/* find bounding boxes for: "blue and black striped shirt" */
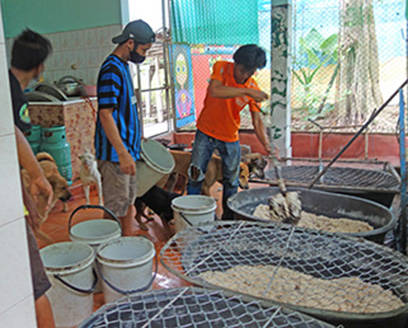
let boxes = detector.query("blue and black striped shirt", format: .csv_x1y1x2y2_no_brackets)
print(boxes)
95,55,141,162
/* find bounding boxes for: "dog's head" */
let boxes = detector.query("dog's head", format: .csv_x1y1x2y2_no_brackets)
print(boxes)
239,162,250,190
79,150,96,171
35,152,72,213
243,153,267,179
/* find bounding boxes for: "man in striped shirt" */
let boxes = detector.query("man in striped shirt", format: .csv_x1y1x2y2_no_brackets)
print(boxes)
95,20,155,234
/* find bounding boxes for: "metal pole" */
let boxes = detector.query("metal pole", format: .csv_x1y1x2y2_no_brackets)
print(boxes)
162,0,172,134
308,79,408,189
136,65,144,138
399,89,407,254
166,0,177,132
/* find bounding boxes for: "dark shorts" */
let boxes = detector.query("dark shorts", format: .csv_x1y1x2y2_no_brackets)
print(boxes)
26,223,51,300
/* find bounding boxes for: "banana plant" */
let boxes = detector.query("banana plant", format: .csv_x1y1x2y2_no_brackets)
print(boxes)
293,28,338,119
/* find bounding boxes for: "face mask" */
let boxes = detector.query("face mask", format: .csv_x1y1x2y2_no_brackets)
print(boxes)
129,44,146,64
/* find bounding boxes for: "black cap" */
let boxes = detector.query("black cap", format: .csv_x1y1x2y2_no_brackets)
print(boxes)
112,20,155,44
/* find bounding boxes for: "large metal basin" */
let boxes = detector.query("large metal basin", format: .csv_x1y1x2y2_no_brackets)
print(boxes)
227,187,396,243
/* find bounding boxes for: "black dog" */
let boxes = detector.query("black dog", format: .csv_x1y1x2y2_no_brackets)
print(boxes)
134,185,180,231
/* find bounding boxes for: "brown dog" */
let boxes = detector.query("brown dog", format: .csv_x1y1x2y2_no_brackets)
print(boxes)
21,152,72,227
158,150,250,196
242,152,267,179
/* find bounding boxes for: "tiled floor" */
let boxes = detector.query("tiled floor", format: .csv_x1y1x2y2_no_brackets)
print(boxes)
36,180,230,312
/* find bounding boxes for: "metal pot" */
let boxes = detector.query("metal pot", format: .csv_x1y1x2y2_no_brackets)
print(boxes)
227,187,396,244
56,75,85,97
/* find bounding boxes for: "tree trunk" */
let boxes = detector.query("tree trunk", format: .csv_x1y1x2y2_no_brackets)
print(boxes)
336,0,383,125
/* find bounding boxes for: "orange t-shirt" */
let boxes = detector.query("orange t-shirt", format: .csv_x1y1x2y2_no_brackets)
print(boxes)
196,61,261,142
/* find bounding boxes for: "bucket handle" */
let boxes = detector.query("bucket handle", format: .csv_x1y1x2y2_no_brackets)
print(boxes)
96,236,158,295
54,268,97,294
68,205,122,235
179,212,207,233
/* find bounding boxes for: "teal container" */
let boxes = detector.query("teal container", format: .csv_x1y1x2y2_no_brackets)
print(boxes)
25,125,42,154
40,126,73,185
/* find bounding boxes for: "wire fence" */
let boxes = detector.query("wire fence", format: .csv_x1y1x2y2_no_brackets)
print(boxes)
168,0,407,134
291,0,406,133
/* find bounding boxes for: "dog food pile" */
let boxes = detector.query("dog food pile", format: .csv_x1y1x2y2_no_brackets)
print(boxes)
268,191,302,224
253,204,373,233
199,264,404,313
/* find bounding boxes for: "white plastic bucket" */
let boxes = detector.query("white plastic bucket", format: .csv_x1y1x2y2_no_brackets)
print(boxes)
171,195,217,232
68,205,122,293
40,242,96,328
135,139,175,197
96,236,156,303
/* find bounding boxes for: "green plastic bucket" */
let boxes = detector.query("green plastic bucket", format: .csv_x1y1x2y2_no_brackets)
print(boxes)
135,139,175,197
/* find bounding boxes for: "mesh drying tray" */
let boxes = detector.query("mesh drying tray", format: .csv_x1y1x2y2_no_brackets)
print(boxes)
79,287,336,328
160,221,408,326
263,165,399,193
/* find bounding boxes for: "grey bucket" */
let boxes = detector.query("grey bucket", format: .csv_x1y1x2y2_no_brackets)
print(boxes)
135,139,175,197
40,241,96,328
171,195,217,232
68,205,122,292
96,236,157,303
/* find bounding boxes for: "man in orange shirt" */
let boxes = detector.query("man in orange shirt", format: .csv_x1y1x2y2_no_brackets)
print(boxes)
187,44,271,219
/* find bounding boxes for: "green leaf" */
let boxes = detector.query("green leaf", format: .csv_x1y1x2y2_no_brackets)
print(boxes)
300,69,310,83
304,28,324,51
306,48,321,66
308,65,322,81
292,70,305,85
320,34,338,55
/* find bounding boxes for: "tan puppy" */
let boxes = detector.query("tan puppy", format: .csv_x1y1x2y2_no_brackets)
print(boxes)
21,152,72,225
159,150,250,196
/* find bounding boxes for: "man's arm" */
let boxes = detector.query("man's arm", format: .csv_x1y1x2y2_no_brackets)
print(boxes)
209,79,268,102
99,108,136,175
15,126,53,210
250,111,272,154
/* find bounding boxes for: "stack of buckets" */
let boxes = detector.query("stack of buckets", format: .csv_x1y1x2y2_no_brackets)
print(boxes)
40,205,156,328
39,139,176,328
26,125,73,185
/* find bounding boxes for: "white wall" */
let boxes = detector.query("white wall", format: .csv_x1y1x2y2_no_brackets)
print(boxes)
128,0,163,31
4,24,122,86
0,7,37,328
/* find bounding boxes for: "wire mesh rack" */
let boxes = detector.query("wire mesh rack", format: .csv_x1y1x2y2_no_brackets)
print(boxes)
160,221,408,326
263,165,400,192
79,287,337,328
